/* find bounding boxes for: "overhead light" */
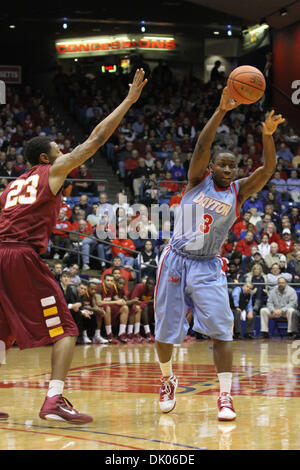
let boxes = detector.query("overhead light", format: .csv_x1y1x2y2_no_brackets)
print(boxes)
227,30,232,36
62,22,68,29
213,31,220,35
280,8,288,16
141,26,146,32
9,24,16,29
74,59,78,62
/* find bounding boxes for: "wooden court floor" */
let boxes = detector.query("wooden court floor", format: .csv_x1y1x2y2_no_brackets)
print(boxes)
1,339,300,450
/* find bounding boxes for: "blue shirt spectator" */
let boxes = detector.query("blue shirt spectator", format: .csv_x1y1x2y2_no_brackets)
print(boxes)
242,193,264,214
276,143,294,164
287,170,300,192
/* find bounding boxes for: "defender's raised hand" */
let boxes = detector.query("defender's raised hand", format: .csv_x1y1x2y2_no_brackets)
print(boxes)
219,86,239,112
262,110,285,135
127,69,148,103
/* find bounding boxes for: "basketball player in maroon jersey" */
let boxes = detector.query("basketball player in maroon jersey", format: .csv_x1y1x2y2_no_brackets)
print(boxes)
0,69,147,423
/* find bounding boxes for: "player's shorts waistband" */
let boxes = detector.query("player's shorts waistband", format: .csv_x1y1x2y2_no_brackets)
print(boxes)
170,246,215,261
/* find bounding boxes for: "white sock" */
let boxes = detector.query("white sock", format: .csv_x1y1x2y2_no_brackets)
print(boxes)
159,359,173,378
218,372,232,395
144,324,150,334
127,324,134,335
94,329,100,338
105,325,112,336
83,330,88,337
118,324,126,336
47,379,64,398
134,322,140,334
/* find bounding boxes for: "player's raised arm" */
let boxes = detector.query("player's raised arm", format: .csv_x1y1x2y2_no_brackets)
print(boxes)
187,87,238,189
49,69,147,194
237,110,285,209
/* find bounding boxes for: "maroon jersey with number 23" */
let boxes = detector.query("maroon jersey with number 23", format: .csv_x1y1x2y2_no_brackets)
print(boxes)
0,164,62,254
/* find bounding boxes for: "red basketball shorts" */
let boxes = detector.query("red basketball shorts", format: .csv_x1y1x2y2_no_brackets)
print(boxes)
0,242,78,350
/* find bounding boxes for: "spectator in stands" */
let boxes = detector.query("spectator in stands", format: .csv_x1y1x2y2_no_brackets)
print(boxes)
177,117,196,139
62,279,91,345
58,269,72,297
137,240,158,279
69,263,81,285
276,142,294,164
248,207,263,229
287,241,300,263
113,191,134,218
101,255,136,290
160,170,179,195
278,228,294,255
210,60,222,82
242,193,264,215
132,157,149,199
267,262,292,290
287,250,300,281
263,204,281,232
86,203,101,228
270,170,290,201
116,141,134,180
132,115,145,137
258,233,271,258
290,206,300,229
97,192,114,223
236,231,258,257
124,149,139,187
263,222,281,245
70,163,95,195
287,170,300,202
264,242,282,270
52,262,63,282
71,212,93,232
111,227,136,267
264,183,282,210
78,194,92,217
13,154,26,175
245,264,268,316
259,277,299,339
171,158,187,182
233,211,252,238
2,160,19,178
242,246,267,274
52,208,73,261
231,282,255,339
0,152,7,174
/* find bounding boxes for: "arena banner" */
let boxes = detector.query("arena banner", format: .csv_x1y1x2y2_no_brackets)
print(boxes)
0,65,22,84
55,35,177,58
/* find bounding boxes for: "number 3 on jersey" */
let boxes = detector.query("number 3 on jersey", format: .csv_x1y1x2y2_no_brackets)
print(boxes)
4,175,40,209
199,213,213,234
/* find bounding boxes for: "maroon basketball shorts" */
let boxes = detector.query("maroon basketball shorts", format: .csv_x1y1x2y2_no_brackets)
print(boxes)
0,242,78,350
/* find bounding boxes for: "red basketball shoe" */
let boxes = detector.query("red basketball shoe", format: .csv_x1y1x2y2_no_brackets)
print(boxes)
217,393,236,421
117,333,129,343
107,333,121,344
159,375,178,413
145,332,155,343
0,411,8,419
39,395,93,424
133,333,146,343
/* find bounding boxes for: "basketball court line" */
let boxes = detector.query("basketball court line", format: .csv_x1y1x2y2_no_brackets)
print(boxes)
2,421,207,450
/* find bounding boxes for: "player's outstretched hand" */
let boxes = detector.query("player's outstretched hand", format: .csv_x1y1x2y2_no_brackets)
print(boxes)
219,86,239,112
262,110,285,135
126,69,148,104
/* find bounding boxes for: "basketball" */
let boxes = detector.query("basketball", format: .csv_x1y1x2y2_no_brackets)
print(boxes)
227,65,266,104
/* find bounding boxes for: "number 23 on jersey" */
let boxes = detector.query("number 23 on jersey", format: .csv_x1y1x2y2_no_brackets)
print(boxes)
4,174,40,209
